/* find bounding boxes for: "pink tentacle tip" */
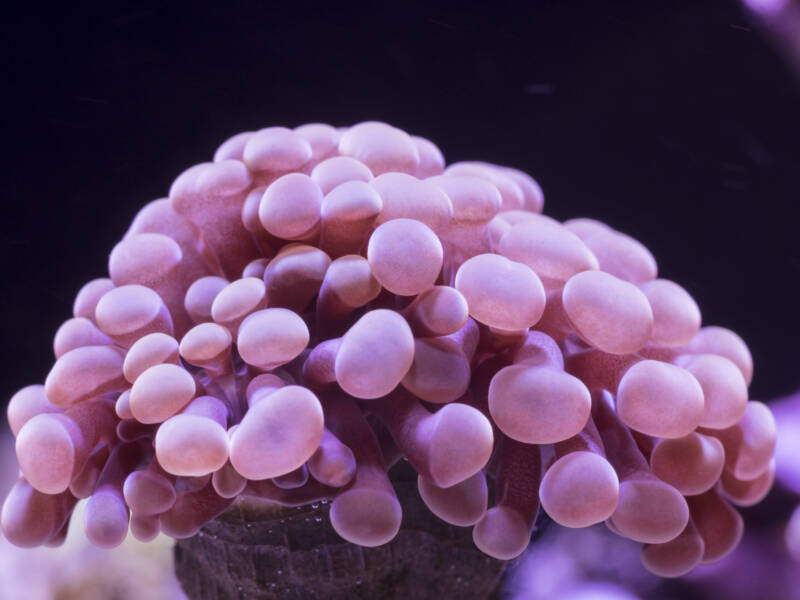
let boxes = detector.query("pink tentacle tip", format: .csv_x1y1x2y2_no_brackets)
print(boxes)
3,119,769,578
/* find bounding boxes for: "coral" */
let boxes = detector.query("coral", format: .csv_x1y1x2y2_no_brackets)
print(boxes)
2,121,775,581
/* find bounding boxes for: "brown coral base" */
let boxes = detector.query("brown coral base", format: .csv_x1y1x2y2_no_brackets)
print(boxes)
174,463,508,600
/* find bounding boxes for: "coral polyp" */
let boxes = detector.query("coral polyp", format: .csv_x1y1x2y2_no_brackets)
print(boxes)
2,121,775,582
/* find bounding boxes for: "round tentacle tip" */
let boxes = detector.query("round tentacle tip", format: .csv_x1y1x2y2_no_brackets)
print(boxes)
472,505,531,560
428,403,494,488
84,491,130,549
330,488,402,547
15,414,77,495
610,478,690,544
540,451,619,528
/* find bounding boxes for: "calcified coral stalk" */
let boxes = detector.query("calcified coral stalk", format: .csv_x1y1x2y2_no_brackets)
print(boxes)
3,121,776,596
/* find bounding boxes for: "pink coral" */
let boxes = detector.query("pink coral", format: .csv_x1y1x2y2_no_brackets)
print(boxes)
2,121,775,576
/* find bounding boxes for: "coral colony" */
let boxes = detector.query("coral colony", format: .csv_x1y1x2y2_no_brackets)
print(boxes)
1,122,776,578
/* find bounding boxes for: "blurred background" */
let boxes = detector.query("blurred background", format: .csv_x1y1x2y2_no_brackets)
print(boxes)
1,1,799,598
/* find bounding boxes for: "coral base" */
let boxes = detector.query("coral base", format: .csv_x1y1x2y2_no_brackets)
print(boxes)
174,463,508,599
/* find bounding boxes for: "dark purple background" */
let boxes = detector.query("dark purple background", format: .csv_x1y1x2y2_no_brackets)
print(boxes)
2,1,799,411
